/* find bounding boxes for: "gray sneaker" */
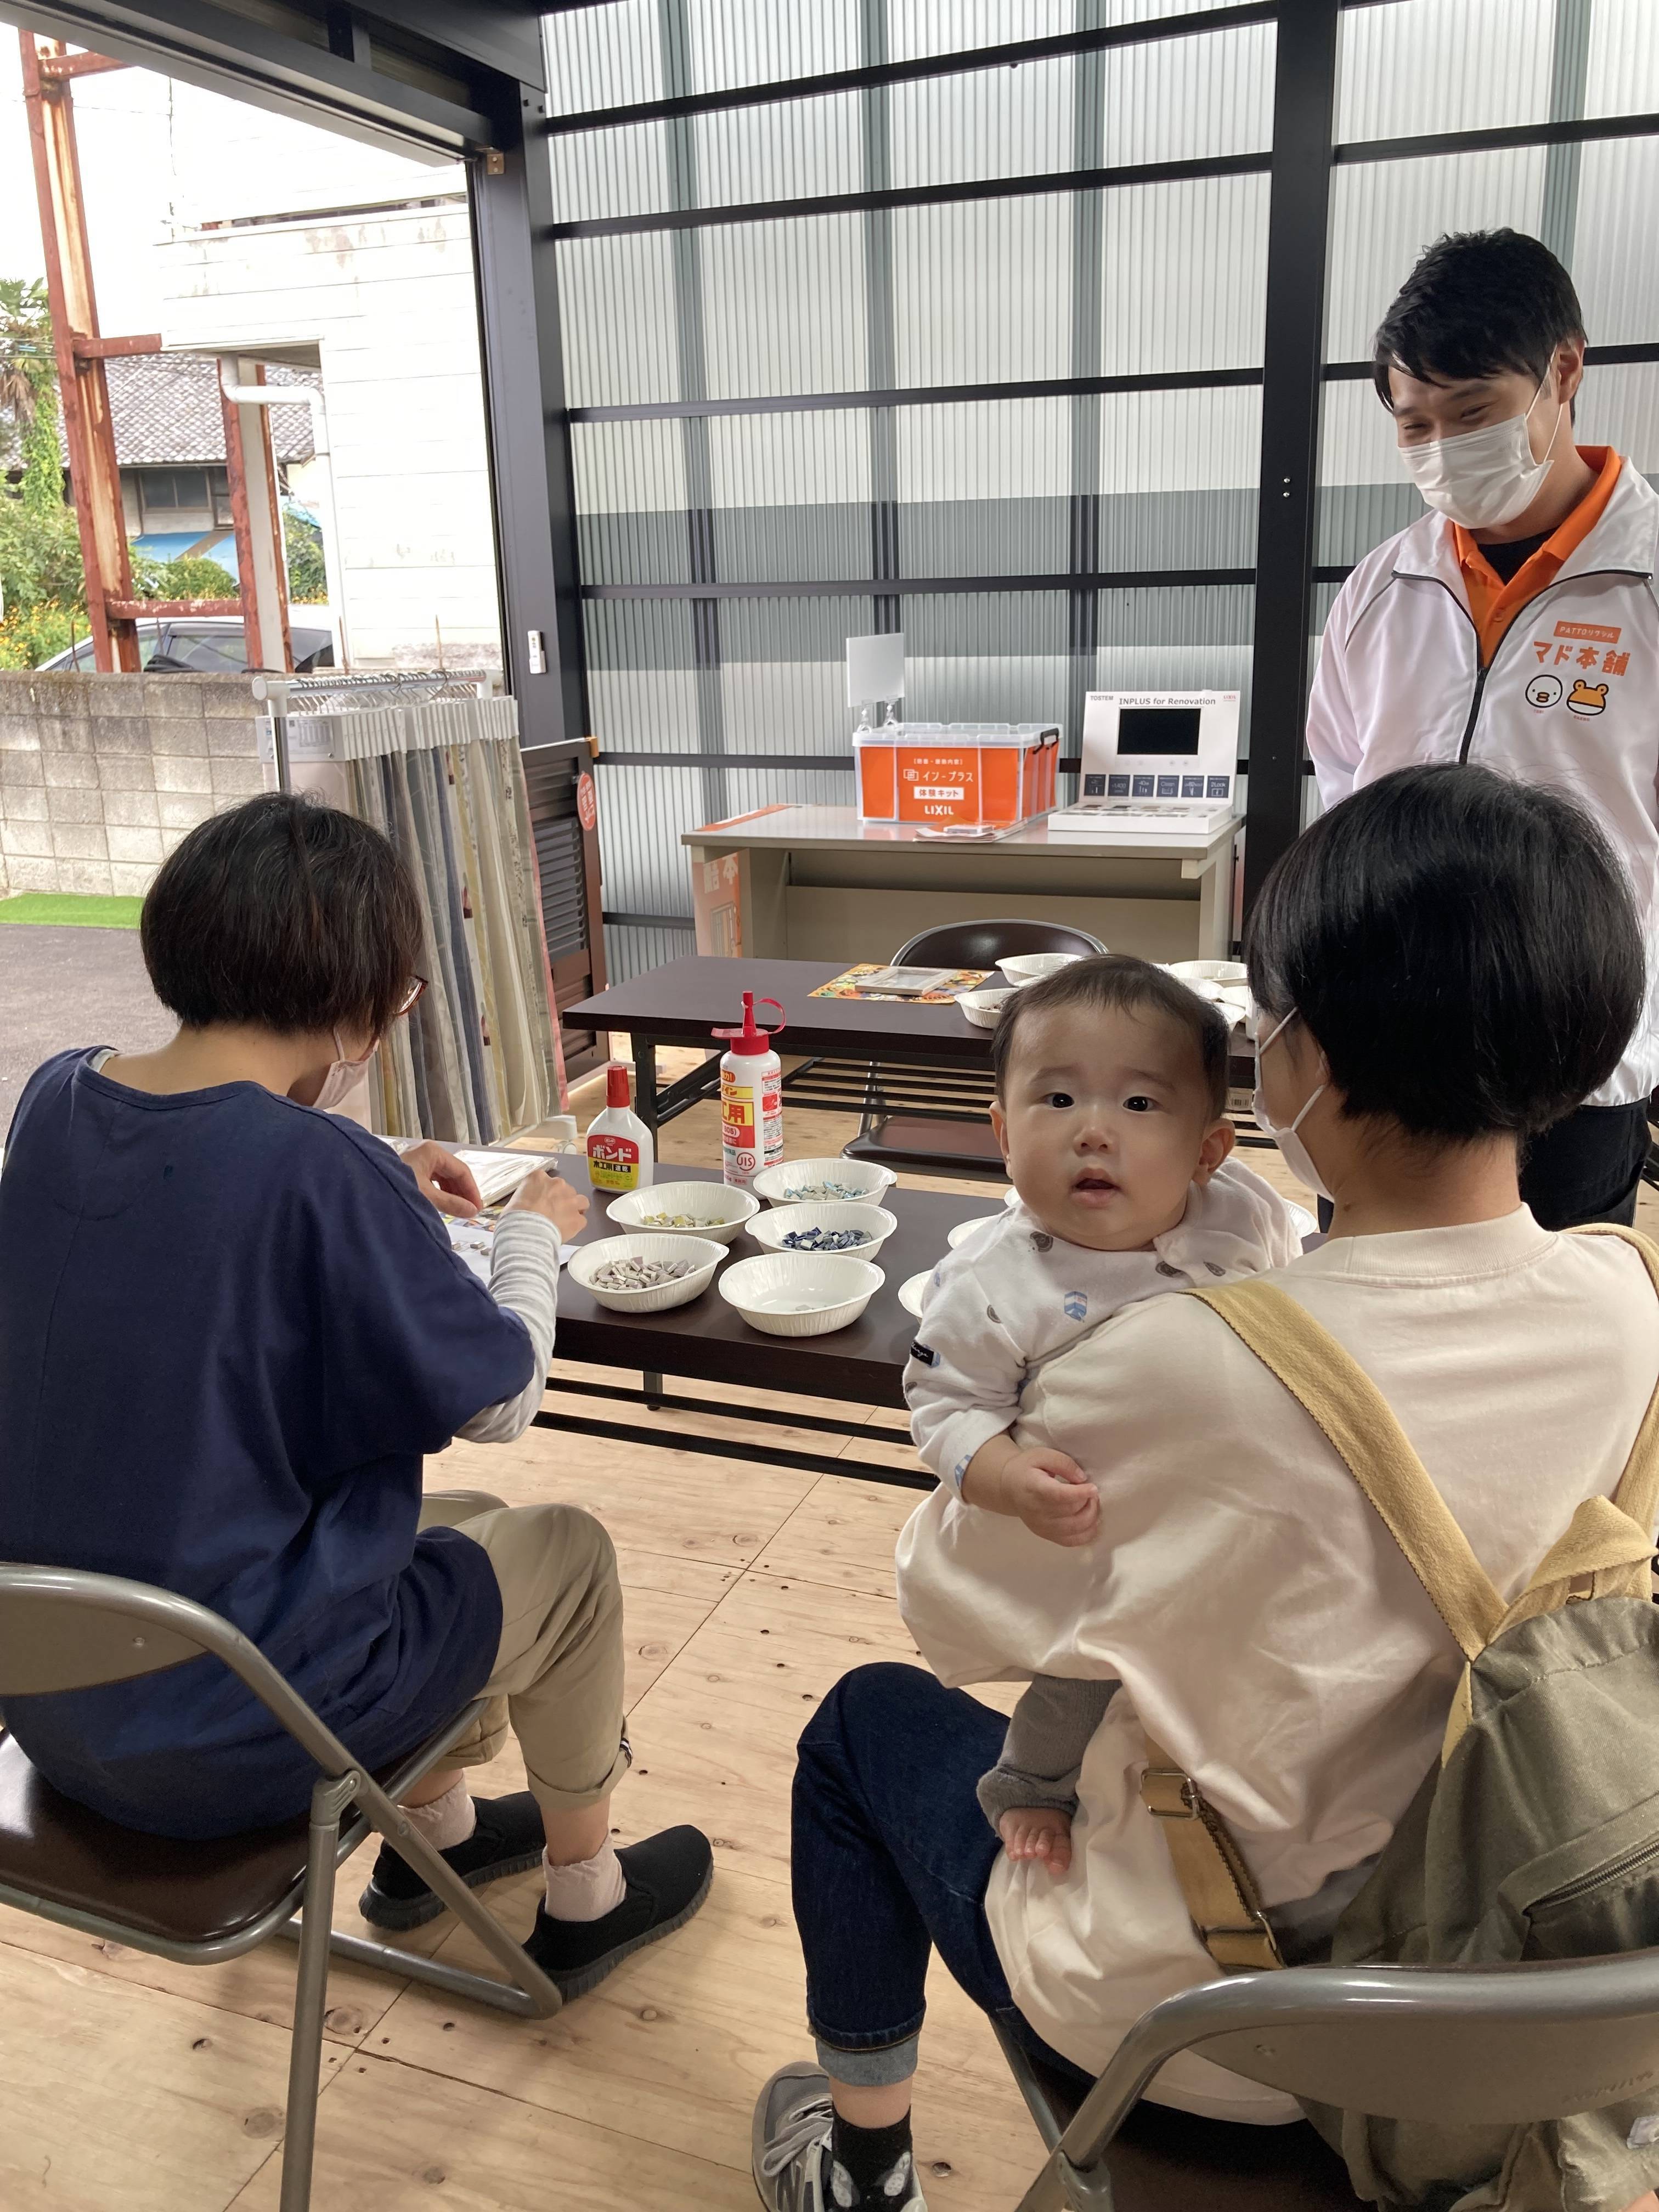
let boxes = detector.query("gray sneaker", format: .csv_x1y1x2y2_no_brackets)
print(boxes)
752,2063,927,2212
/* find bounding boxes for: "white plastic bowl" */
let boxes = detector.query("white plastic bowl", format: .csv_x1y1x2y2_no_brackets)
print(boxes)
748,1201,898,1261
957,985,1014,1030
567,1233,725,1313
719,1252,884,1336
898,1270,934,1319
606,1180,759,1245
1166,958,1248,985
750,1155,896,1206
947,1212,1004,1251
998,951,1085,986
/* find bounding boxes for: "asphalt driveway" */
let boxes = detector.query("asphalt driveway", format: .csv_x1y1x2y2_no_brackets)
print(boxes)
0,924,174,1135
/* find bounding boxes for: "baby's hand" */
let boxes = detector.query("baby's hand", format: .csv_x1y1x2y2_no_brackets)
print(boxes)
998,1805,1074,1875
1004,1447,1099,1548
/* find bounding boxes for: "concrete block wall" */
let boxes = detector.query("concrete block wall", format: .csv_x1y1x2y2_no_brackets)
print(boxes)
0,672,269,898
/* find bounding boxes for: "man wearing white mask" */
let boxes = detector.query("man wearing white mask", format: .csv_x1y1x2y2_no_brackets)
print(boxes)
1307,227,1659,1228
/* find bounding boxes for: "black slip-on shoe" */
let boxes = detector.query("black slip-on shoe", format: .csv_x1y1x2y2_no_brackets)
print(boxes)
358,1790,546,1931
523,1824,713,1999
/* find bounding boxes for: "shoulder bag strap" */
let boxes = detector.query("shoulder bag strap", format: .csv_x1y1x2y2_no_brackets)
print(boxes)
1138,1276,1504,1976
1139,1733,1286,1973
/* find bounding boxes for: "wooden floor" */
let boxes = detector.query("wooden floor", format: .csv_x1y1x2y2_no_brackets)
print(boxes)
4,1047,1654,2210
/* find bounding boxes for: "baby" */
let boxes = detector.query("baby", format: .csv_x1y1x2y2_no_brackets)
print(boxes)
904,953,1304,1874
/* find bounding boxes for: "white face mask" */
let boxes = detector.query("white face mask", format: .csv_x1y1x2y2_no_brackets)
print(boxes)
1397,374,1564,531
1252,1010,1331,1203
311,1028,378,1113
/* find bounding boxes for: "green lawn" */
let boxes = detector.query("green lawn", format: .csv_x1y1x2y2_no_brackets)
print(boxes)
0,892,144,929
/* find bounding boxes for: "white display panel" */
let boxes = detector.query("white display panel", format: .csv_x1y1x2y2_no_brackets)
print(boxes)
1078,689,1240,805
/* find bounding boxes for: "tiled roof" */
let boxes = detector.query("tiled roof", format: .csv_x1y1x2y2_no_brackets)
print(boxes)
1,352,318,471
106,353,318,466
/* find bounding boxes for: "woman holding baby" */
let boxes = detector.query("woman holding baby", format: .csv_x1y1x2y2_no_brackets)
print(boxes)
752,763,1659,2212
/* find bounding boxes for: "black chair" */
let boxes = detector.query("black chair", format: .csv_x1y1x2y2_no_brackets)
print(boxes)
891,921,1108,975
839,920,1105,1179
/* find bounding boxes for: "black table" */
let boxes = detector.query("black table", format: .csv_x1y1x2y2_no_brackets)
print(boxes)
562,955,1263,1168
534,1153,1006,1489
561,954,1003,1141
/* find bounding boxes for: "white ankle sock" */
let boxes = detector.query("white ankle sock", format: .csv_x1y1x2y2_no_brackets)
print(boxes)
543,1841,626,1922
401,1778,477,1852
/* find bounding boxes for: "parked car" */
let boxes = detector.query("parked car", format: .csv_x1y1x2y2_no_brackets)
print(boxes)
38,612,338,675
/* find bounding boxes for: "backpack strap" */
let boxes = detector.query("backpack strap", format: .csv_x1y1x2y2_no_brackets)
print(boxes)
1468,1226,1659,1655
1137,1275,1502,1978
1570,1226,1659,1538
1189,1278,1505,1660
1141,1243,1659,1968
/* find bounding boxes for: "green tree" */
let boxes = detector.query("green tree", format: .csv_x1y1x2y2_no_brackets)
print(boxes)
284,507,328,602
0,278,65,514
128,549,236,602
0,487,83,617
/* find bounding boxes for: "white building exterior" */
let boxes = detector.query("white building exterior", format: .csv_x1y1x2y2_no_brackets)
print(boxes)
159,194,502,672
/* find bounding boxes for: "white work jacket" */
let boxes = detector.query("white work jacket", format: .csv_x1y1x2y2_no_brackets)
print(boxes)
1307,460,1659,1104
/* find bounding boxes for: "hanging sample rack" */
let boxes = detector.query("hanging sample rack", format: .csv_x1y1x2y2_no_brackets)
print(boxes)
253,670,568,1144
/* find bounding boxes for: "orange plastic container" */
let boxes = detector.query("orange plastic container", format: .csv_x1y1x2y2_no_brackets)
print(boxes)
855,724,1057,826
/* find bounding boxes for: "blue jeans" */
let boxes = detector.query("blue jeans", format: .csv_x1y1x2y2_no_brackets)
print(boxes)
792,1660,1095,2094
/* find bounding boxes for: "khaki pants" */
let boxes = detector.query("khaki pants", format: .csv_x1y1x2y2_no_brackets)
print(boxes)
417,1491,629,1813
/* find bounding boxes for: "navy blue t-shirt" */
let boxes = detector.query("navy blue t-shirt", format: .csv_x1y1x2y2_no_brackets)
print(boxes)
0,1050,533,1838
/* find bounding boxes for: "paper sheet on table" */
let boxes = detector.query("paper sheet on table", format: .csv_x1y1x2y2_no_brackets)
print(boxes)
448,1204,573,1285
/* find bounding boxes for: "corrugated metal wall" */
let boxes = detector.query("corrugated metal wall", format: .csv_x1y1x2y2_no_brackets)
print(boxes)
542,0,1659,979
1317,0,1659,673
542,0,1273,981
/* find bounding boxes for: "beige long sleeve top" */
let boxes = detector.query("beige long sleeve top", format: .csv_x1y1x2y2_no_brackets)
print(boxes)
895,1209,1659,2121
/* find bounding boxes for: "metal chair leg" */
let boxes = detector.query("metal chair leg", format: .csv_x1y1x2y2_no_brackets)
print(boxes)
279,1772,356,2212
275,1760,565,2019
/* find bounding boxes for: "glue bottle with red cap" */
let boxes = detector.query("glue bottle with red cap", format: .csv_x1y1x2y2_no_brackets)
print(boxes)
713,992,785,1188
585,1061,653,1194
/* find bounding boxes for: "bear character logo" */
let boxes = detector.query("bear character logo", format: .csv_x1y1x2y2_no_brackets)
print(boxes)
1567,680,1609,716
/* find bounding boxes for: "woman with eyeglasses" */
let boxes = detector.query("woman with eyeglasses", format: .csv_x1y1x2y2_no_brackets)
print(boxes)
0,792,712,1994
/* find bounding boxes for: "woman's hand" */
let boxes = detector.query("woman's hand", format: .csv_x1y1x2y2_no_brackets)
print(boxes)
402,1141,483,1221
961,1436,1099,1547
506,1167,590,1245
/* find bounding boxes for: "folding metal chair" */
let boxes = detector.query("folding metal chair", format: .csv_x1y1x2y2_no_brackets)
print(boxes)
998,1950,1659,2210
837,919,1107,1180
0,1560,563,2212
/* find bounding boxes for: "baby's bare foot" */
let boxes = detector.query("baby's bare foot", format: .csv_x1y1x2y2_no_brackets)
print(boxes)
997,1806,1074,1875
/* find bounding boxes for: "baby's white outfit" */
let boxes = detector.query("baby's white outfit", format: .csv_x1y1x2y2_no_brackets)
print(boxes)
905,1154,1305,1496
904,1155,1307,1838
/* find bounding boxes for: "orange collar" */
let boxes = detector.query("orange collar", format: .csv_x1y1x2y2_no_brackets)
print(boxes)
1455,448,1623,664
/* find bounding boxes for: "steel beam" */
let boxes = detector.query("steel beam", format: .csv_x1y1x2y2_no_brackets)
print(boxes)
468,87,588,754
218,357,293,674
38,48,128,77
19,29,139,671
1240,0,1341,921
70,330,163,357
106,596,240,618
